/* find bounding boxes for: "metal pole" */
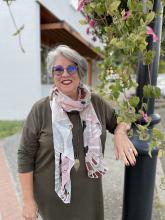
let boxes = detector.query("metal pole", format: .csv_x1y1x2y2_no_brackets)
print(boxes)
122,1,164,220
147,0,164,115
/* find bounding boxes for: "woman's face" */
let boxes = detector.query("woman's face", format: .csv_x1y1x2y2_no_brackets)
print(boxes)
52,55,80,100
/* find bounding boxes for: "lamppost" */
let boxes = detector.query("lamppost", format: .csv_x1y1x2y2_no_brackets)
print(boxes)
122,1,164,220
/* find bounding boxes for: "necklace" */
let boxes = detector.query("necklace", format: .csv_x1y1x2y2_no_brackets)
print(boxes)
74,158,80,171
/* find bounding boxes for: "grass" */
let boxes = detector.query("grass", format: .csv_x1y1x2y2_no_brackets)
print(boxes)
0,121,24,139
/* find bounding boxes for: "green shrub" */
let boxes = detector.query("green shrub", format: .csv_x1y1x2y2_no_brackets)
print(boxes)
0,121,23,139
159,60,165,73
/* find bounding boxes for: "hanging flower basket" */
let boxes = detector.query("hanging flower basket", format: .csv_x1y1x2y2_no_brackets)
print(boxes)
78,0,165,156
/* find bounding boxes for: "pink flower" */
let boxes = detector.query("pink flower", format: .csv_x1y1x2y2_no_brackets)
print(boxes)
122,10,131,20
77,0,85,10
141,111,149,122
78,0,90,11
85,15,90,22
143,113,149,122
147,26,158,42
89,19,96,27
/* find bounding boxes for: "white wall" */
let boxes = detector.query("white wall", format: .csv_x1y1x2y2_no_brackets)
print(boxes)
0,0,41,120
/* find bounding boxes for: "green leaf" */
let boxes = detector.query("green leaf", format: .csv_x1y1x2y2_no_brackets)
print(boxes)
142,103,148,111
95,3,106,15
129,96,140,107
110,38,118,45
12,25,24,36
111,90,120,99
127,0,137,10
84,4,94,14
152,127,164,140
139,132,150,141
148,147,152,157
79,19,88,25
89,2,96,9
110,1,121,11
140,18,145,26
116,41,124,49
147,1,154,10
117,116,123,123
137,124,146,131
145,12,155,24
143,85,161,98
143,85,150,97
143,50,156,65
107,1,121,15
139,42,147,52
154,86,161,98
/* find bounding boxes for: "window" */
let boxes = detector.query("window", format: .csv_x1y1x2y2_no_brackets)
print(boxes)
41,45,53,84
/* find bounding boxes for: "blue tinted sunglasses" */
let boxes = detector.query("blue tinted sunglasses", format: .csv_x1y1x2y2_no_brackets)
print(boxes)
52,65,78,76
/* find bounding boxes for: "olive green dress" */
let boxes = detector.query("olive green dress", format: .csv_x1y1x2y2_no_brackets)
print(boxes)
18,93,117,220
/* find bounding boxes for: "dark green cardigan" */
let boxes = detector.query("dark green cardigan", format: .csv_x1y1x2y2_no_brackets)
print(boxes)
18,93,117,220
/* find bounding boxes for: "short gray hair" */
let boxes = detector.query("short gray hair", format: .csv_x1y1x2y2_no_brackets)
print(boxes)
47,45,87,79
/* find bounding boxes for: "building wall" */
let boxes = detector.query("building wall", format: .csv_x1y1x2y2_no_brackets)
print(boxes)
0,0,41,120
0,0,100,120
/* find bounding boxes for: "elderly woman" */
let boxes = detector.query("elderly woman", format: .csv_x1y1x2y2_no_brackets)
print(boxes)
18,45,137,220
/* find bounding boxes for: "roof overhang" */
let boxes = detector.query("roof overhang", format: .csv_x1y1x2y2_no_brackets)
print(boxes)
40,4,103,60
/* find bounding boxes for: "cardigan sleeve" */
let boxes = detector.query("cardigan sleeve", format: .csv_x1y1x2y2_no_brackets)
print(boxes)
91,93,118,133
103,98,117,134
17,103,41,173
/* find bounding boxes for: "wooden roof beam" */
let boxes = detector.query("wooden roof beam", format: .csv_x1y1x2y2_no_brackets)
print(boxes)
41,22,104,60
41,22,64,30
41,22,91,48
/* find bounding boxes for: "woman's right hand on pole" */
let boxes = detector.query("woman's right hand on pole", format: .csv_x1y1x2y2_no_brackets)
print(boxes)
22,198,38,220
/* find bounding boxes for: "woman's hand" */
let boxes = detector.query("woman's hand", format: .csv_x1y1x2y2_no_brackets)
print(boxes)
22,198,38,220
114,123,138,166
19,172,38,219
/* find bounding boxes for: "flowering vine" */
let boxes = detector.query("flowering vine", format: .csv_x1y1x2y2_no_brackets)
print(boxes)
2,0,25,53
78,0,165,156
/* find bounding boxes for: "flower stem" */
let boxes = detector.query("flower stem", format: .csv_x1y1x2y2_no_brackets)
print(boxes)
6,1,25,53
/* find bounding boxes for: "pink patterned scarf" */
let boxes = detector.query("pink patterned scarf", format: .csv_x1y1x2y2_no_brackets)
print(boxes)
50,84,108,203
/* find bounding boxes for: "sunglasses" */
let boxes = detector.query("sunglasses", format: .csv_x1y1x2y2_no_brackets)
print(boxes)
52,65,78,76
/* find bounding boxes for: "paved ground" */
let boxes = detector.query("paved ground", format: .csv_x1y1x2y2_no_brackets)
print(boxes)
0,103,165,220
155,107,165,174
0,142,22,220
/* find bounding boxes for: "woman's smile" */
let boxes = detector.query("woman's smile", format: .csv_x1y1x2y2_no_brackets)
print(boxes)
61,79,73,85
